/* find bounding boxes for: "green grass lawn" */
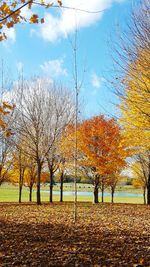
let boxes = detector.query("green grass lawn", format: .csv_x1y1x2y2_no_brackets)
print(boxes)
0,183,144,204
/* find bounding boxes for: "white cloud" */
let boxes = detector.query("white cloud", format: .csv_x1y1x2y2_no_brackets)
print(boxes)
91,72,101,88
40,58,67,77
39,0,125,42
91,72,106,95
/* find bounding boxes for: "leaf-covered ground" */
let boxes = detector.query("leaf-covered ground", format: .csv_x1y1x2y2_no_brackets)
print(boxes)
0,202,150,266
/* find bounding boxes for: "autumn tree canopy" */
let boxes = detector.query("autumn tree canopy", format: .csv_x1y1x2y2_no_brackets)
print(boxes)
64,116,129,203
120,48,150,152
110,0,150,152
78,116,128,176
110,0,150,153
58,116,130,203
114,0,150,203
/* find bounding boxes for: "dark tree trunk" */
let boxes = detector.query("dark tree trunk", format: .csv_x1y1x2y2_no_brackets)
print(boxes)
94,184,99,203
49,168,53,203
93,175,99,204
147,182,150,205
29,186,33,202
0,172,4,186
101,185,104,203
60,172,64,202
147,155,150,205
50,184,53,202
19,185,22,203
19,167,23,203
37,160,41,205
18,150,23,204
111,188,115,203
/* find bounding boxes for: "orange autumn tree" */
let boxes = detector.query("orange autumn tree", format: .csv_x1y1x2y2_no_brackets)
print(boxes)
78,116,129,203
0,0,62,41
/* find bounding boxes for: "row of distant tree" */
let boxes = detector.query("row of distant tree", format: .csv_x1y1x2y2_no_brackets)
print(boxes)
0,80,129,204
0,79,148,204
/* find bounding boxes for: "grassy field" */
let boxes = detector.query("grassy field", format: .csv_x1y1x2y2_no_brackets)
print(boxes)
0,202,150,266
0,183,144,204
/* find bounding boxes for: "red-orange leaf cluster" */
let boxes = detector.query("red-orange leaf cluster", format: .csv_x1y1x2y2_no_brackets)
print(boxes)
78,116,128,176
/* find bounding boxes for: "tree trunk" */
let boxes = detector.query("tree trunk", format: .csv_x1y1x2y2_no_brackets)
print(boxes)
143,187,146,205
49,168,53,203
19,167,23,203
93,175,99,204
60,172,64,202
29,186,33,202
93,185,99,203
37,160,41,205
50,184,53,202
101,185,104,203
19,185,22,203
147,155,150,205
0,171,3,186
111,188,114,203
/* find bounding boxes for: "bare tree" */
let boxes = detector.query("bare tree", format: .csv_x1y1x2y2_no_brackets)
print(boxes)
13,78,74,205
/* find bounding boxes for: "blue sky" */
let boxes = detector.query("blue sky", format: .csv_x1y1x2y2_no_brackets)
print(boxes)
0,0,133,118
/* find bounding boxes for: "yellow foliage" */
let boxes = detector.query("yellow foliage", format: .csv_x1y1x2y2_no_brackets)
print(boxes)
120,48,150,152
133,178,144,189
131,157,148,189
